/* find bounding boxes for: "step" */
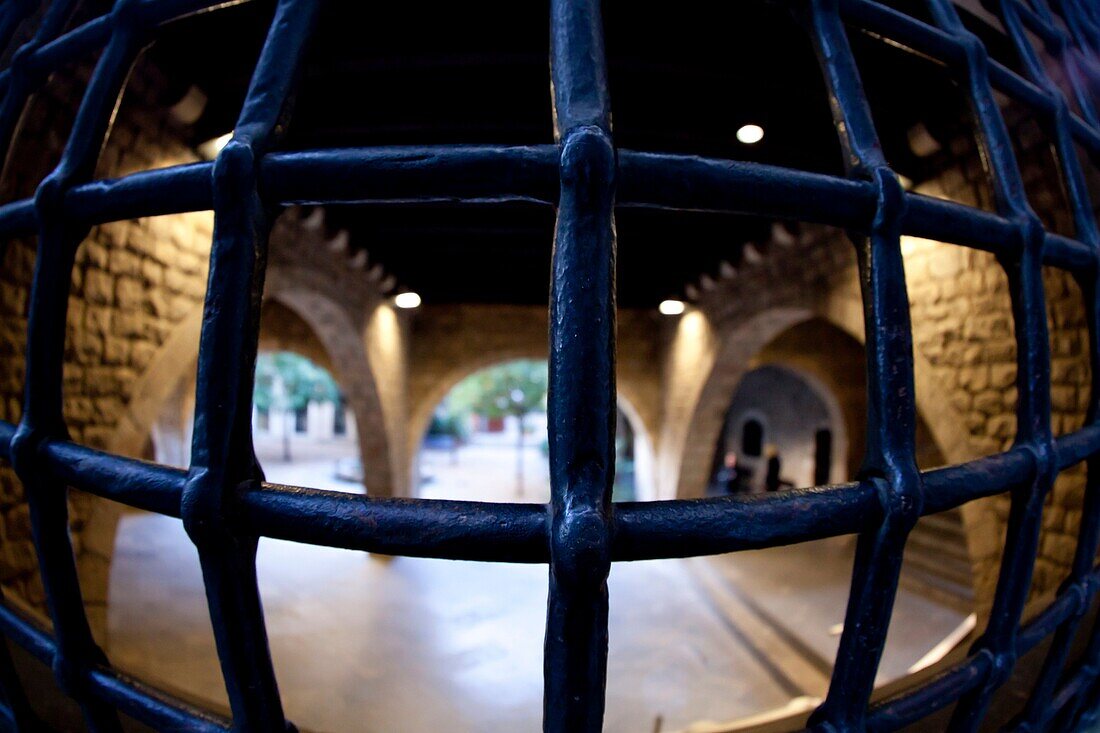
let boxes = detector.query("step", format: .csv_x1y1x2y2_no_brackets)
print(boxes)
904,529,971,565
898,569,975,615
902,547,974,589
912,512,967,542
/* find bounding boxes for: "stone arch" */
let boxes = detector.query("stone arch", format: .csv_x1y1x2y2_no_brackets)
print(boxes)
666,306,815,500
671,302,969,500
262,279,399,497
407,331,657,500
409,347,544,461
752,319,866,483
713,362,850,490
261,207,408,497
615,393,658,501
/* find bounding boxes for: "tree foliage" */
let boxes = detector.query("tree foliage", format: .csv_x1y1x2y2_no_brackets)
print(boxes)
448,360,547,419
253,351,340,412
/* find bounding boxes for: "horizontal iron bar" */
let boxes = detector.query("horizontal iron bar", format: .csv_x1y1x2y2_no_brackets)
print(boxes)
44,441,185,517
618,151,1094,271
866,652,994,731
1056,423,1100,469
66,161,214,224
236,481,551,562
261,145,561,206
0,148,1091,272
0,600,231,732
1012,563,1100,651
3,419,1092,561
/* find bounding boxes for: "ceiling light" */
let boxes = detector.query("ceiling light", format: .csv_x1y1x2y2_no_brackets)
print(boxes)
658,299,685,316
394,291,422,309
197,132,233,160
736,124,764,145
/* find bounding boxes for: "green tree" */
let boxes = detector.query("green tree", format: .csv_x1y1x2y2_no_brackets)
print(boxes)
254,352,340,461
449,360,547,496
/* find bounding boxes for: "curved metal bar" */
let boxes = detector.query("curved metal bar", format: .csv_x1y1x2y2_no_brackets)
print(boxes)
13,423,1083,562
178,0,319,728
866,653,993,732
0,601,232,732
0,149,1089,278
0,0,1097,728
43,440,186,517
262,145,560,206
237,483,550,562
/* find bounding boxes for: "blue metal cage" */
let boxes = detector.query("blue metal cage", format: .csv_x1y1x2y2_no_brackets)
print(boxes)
0,0,1099,730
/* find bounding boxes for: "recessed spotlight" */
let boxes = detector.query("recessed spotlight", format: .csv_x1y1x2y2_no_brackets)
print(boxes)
658,299,686,316
736,124,764,145
394,291,422,309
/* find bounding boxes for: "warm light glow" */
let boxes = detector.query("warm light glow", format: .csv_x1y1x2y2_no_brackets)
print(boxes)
736,124,764,145
658,299,686,316
198,132,233,160
900,234,939,257
394,291,422,309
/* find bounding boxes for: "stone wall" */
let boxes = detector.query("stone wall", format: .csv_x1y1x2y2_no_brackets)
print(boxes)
659,116,1096,620
0,57,213,636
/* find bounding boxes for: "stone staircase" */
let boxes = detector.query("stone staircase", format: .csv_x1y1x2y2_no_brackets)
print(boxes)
900,508,975,613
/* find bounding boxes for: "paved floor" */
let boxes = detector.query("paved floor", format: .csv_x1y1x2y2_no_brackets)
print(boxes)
107,440,969,733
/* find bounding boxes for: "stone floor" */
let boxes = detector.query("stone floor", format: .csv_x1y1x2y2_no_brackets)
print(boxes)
106,439,970,733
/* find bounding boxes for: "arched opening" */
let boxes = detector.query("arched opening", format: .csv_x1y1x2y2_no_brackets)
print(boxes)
107,304,371,664
683,314,976,713
251,350,361,492
414,359,650,502
708,364,845,495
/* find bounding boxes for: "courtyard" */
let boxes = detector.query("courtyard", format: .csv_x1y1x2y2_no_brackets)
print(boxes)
107,436,970,732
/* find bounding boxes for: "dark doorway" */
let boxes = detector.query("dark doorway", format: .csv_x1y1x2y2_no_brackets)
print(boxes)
741,419,763,457
814,428,832,486
334,395,347,435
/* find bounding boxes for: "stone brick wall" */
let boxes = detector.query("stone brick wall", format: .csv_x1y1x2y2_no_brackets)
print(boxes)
0,57,212,636
662,114,1096,621
896,116,1094,616
264,208,398,496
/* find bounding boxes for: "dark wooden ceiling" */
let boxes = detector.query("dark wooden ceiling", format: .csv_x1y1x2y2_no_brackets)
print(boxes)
145,0,1016,307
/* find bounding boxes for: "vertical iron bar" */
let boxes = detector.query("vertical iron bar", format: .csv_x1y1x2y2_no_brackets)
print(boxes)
995,1,1100,728
0,0,78,173
180,0,317,729
8,0,150,729
544,0,615,730
802,1,923,729
917,1,1058,730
